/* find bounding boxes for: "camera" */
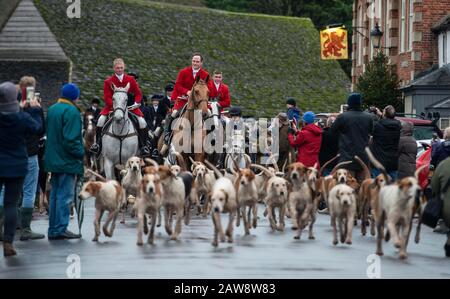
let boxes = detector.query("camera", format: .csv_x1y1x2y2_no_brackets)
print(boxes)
369,106,378,114
26,86,35,103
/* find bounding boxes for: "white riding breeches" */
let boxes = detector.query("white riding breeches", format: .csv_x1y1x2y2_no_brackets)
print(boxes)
97,115,107,127
97,114,147,129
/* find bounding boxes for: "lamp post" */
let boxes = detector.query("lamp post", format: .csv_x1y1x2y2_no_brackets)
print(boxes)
370,23,384,51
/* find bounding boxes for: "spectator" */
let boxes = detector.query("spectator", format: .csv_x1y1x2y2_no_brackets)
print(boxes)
431,133,441,157
0,76,46,241
0,82,42,256
398,121,418,179
288,111,322,168
331,93,374,182
45,83,84,240
319,116,338,176
147,94,167,132
369,105,401,180
431,156,450,257
286,98,301,125
162,82,175,113
431,127,450,169
272,113,291,170
85,96,101,121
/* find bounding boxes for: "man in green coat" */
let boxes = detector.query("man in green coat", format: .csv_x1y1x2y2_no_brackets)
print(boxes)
431,156,450,257
45,83,84,240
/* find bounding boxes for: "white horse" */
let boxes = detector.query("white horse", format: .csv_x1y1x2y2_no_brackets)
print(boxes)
101,83,139,180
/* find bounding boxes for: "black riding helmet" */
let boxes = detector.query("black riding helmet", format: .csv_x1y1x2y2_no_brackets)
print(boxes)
229,106,242,117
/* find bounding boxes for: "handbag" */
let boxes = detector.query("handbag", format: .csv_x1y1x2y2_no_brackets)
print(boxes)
421,178,449,228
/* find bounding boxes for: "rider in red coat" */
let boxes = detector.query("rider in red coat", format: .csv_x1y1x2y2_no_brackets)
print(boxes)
90,58,152,156
161,53,210,153
208,70,231,112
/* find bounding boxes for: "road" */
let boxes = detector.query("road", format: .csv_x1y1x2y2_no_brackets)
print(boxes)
1,200,449,279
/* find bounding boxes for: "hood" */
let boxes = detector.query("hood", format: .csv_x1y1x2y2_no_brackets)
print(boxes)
400,121,413,136
443,140,450,149
379,118,401,130
0,112,21,127
303,123,322,136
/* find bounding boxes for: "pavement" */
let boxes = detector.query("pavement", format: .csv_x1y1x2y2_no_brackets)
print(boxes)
1,200,449,279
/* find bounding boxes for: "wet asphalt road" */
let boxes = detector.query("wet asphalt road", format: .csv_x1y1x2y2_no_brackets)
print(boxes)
1,200,449,279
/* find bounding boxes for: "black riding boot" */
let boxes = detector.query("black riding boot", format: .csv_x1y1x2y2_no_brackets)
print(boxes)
90,127,103,155
160,114,175,155
138,128,151,157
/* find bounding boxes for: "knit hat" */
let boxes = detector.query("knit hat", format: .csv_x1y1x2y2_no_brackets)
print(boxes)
286,97,296,107
302,111,315,124
347,92,362,108
0,82,19,113
61,83,80,101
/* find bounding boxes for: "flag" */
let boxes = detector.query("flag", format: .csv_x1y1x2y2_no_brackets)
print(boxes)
320,27,348,60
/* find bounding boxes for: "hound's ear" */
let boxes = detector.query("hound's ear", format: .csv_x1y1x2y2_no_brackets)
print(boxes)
120,169,127,177
205,74,210,84
195,75,201,84
140,158,145,167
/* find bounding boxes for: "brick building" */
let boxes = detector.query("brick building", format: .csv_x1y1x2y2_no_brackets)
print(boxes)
351,0,450,128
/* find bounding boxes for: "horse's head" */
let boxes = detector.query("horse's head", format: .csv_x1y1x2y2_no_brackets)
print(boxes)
112,83,130,122
86,113,94,131
189,75,210,117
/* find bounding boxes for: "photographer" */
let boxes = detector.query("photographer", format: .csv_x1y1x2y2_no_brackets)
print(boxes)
0,81,43,256
369,105,401,180
288,111,322,168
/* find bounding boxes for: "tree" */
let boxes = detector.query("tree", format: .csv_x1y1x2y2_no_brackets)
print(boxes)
356,52,403,112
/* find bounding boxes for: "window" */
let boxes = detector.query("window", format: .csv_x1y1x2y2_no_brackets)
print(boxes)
441,118,450,130
383,0,388,54
444,33,448,65
357,5,363,65
408,0,414,51
439,32,449,67
400,0,406,53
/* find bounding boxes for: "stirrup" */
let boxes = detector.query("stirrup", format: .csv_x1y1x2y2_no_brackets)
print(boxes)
141,146,151,157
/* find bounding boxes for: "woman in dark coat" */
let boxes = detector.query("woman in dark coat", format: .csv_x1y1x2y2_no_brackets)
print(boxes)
398,121,418,179
0,82,42,256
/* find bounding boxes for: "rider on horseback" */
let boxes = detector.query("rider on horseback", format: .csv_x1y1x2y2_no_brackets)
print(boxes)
90,58,152,157
161,53,210,154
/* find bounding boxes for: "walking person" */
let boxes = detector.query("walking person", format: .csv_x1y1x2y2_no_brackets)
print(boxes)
0,82,42,256
398,121,418,179
45,83,84,240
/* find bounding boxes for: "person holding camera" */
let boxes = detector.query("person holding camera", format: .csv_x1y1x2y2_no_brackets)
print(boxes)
330,93,374,182
288,111,322,168
0,81,43,256
369,105,401,180
0,76,45,242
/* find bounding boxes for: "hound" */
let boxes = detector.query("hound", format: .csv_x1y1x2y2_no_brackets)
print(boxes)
79,180,123,242
328,184,357,245
136,173,162,245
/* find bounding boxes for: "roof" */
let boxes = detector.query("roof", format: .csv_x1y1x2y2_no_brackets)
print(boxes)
0,0,68,62
401,64,450,91
425,96,450,109
432,14,450,33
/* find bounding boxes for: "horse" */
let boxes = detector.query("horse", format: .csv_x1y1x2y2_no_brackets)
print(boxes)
158,75,210,170
83,111,96,170
101,83,139,180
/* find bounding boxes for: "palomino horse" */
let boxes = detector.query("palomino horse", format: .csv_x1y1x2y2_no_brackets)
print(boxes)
101,83,139,180
158,75,210,169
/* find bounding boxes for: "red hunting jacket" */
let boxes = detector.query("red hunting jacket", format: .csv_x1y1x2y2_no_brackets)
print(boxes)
171,67,210,110
101,74,143,117
208,81,231,111
288,123,323,168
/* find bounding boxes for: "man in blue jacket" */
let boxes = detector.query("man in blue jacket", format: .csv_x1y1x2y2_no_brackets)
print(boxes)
45,83,84,240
